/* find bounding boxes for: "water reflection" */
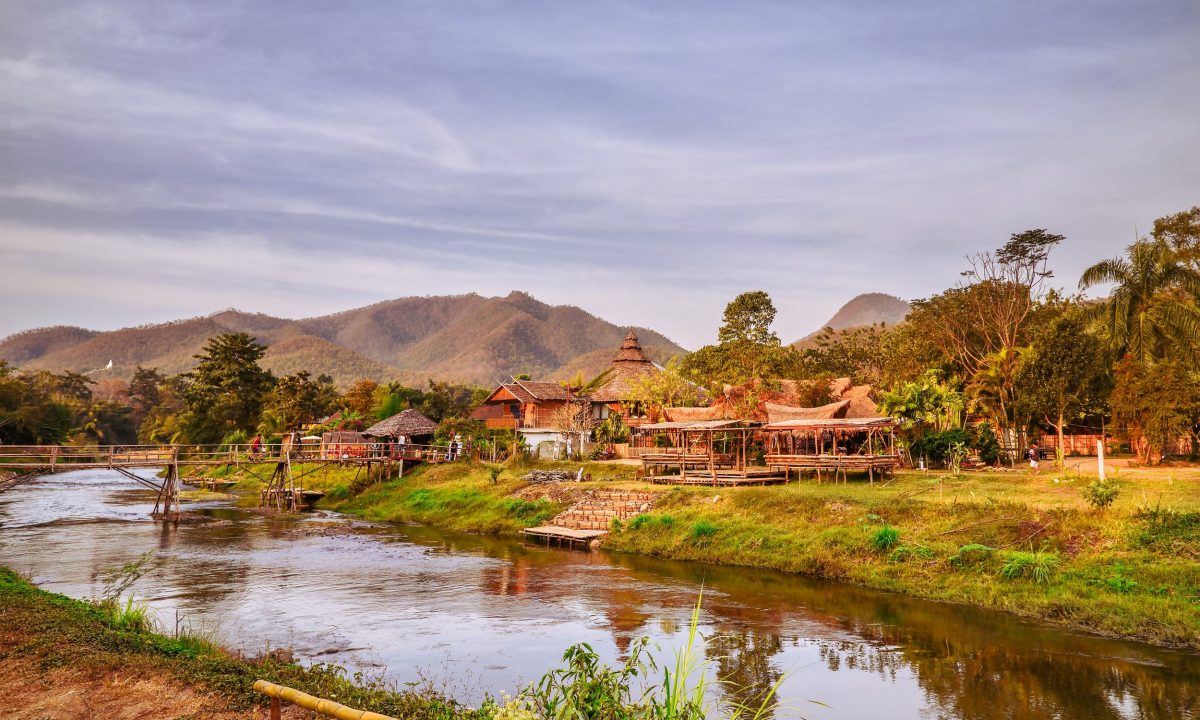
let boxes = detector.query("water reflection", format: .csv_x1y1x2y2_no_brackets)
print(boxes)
0,470,1196,720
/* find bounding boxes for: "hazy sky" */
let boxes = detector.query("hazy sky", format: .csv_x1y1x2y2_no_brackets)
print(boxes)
1,1,1197,348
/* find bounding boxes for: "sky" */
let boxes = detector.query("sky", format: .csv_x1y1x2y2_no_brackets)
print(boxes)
0,1,1197,349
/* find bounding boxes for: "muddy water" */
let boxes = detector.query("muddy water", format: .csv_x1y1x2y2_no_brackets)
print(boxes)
1,469,1197,719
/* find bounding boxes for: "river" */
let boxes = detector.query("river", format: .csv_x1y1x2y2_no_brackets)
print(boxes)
1,469,1196,719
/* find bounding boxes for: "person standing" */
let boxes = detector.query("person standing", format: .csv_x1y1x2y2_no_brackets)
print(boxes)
1027,443,1040,475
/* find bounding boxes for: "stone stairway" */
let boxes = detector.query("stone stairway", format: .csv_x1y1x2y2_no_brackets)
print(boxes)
551,490,659,532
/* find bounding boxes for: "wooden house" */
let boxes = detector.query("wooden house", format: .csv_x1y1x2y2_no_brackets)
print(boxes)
470,379,578,430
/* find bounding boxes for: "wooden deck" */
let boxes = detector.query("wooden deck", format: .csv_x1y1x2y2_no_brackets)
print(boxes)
523,525,608,548
645,467,787,486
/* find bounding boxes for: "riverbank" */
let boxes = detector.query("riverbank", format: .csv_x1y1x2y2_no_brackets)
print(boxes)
0,567,482,719
185,458,1200,650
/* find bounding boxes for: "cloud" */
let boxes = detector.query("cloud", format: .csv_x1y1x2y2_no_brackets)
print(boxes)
0,0,1197,347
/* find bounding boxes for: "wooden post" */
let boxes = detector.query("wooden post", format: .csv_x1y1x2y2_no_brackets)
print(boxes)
270,697,281,720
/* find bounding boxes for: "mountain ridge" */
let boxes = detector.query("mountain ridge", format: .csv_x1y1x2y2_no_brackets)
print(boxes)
0,292,687,388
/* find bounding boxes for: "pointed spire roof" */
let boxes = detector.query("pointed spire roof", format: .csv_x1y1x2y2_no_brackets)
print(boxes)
613,330,651,363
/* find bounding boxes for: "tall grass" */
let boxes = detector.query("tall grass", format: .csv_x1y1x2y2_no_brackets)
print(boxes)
521,592,788,720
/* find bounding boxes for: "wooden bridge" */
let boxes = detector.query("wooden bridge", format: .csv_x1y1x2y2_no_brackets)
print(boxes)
0,442,466,517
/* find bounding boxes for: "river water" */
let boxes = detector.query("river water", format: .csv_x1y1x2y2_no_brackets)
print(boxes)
1,469,1196,719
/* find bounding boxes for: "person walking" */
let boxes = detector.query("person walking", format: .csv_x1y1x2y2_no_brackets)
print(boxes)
1027,443,1040,476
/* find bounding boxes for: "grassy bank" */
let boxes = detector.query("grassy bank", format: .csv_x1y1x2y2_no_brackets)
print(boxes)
186,459,1200,650
0,567,482,719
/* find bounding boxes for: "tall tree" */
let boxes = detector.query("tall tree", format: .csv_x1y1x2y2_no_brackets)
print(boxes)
181,333,274,443
681,291,799,387
1109,359,1200,465
910,229,1063,443
1079,238,1200,363
1152,205,1200,266
258,371,339,435
1016,310,1109,469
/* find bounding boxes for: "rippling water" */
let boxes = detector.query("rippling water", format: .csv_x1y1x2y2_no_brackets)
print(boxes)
1,469,1197,719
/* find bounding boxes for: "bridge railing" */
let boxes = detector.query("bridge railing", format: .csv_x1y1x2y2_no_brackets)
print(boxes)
0,442,477,469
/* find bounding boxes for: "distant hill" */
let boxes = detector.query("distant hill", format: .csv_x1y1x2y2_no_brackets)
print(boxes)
0,292,687,388
795,293,911,344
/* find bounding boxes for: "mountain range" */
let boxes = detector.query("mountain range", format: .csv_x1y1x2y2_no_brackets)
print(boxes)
0,292,911,388
0,292,685,388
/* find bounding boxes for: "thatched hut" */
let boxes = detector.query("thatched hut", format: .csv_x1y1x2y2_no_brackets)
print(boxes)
589,331,663,404
362,409,438,442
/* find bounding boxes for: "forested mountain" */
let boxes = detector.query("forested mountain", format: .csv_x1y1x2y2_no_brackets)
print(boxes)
0,292,685,388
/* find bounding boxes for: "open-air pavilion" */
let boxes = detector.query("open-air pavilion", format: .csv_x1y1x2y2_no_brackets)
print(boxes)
763,417,901,484
631,419,786,485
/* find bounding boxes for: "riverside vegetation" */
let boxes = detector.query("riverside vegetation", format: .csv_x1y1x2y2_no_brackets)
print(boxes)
187,456,1200,651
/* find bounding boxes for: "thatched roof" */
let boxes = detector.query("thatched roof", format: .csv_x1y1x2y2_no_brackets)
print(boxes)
362,409,438,438
589,331,663,403
764,400,851,423
663,405,726,422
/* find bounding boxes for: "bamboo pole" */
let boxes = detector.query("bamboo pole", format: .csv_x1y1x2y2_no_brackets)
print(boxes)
253,680,398,720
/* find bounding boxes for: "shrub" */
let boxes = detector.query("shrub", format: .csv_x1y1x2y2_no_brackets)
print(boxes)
609,518,623,533
689,520,719,542
999,550,1060,584
325,484,350,501
870,525,900,552
1082,478,1120,510
627,515,651,531
949,543,994,568
972,423,1001,465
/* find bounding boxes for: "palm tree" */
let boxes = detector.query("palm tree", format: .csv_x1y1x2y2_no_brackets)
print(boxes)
1079,238,1200,362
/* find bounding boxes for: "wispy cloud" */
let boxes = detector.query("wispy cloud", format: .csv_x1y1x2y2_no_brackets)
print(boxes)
0,0,1197,346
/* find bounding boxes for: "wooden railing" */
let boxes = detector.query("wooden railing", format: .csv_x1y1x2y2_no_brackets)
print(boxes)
253,679,397,720
0,442,477,471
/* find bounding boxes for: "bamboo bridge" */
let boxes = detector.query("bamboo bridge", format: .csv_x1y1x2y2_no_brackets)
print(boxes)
0,443,454,517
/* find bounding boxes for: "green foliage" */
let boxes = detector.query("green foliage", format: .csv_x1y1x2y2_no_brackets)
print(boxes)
258,370,339,435
1016,309,1109,447
1105,565,1138,594
624,357,707,418
524,594,782,720
326,484,350,501
949,544,994,568
501,498,557,525
999,550,1060,584
799,324,892,385
870,525,900,552
679,291,801,388
181,333,275,444
972,423,1001,465
1079,237,1200,363
909,429,968,467
1109,358,1200,465
879,370,963,439
1081,478,1120,510
688,520,719,542
0,361,119,444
